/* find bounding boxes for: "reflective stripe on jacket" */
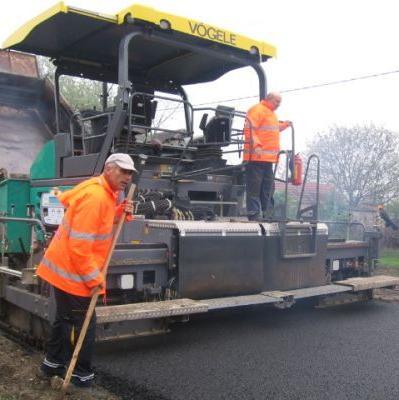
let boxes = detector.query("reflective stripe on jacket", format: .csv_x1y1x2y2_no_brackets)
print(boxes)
37,175,119,297
243,100,289,163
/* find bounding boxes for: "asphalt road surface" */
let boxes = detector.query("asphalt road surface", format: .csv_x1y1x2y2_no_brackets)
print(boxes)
94,300,399,400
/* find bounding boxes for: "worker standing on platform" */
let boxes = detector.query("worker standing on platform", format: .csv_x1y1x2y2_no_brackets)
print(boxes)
243,92,292,220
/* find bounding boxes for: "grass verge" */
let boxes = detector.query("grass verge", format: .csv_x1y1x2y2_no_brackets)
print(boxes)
380,248,399,269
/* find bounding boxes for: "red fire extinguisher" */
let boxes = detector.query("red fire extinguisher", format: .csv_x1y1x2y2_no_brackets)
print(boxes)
291,153,302,186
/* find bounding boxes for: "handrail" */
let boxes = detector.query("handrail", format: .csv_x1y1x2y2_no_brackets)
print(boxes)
261,124,296,222
296,154,320,222
323,220,366,241
128,91,194,143
171,107,248,179
0,216,46,235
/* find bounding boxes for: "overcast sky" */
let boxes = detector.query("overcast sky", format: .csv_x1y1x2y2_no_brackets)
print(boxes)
1,0,399,152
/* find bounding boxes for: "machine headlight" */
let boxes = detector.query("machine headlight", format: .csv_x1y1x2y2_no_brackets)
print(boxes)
118,274,135,290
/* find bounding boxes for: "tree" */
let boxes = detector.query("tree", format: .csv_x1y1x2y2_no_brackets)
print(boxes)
37,56,106,111
318,189,348,221
307,124,399,208
59,78,103,111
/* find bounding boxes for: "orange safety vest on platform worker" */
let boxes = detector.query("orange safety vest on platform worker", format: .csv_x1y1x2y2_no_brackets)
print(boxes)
37,175,128,297
243,100,290,163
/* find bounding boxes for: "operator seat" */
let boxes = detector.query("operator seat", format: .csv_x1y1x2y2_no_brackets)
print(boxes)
130,94,155,134
113,94,157,153
201,105,234,145
79,109,109,154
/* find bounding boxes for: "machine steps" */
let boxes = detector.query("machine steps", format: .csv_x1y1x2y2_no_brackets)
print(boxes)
96,275,399,323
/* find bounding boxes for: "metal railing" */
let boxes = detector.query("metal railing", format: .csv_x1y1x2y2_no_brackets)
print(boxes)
296,154,320,222
0,216,47,266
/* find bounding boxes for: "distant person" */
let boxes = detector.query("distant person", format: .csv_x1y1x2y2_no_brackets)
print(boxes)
36,153,136,388
243,92,292,220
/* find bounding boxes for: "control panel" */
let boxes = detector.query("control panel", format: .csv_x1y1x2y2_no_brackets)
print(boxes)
40,192,64,226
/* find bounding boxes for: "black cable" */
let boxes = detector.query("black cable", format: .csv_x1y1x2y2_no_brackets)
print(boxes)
282,69,399,93
191,68,399,107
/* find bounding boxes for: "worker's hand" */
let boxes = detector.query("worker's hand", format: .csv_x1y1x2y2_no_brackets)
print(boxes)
285,120,293,127
90,283,104,296
50,186,61,196
123,199,134,215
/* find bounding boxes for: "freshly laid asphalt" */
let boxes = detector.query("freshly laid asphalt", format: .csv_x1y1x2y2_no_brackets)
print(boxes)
94,300,399,400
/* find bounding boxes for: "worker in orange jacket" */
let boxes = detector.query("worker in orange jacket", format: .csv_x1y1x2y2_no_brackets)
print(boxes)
243,92,292,220
37,153,136,388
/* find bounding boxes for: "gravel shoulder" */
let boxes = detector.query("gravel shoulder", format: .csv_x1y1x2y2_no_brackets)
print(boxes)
0,333,119,400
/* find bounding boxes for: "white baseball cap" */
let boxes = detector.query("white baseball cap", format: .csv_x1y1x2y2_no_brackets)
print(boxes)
105,153,137,171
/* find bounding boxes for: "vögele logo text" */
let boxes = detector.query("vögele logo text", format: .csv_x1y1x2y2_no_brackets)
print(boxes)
188,21,237,46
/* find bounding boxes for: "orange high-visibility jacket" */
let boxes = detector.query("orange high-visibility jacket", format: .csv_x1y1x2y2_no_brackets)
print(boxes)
243,100,289,163
37,175,126,297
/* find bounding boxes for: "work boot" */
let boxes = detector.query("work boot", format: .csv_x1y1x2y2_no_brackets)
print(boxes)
70,372,94,388
37,358,65,381
247,212,261,221
36,364,65,381
262,208,274,220
35,366,52,382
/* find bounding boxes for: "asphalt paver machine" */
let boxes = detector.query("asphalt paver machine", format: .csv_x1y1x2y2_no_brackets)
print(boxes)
0,3,397,341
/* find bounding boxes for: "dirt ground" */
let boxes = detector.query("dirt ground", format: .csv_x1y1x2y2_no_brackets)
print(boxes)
0,333,120,400
1,266,399,400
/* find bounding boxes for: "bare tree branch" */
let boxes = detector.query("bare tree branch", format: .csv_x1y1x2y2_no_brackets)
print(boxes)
307,124,399,208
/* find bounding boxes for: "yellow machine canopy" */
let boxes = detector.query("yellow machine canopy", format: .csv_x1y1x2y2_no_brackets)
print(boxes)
3,3,276,88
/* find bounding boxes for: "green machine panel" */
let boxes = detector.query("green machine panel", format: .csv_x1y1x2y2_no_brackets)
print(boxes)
0,179,31,254
30,140,56,180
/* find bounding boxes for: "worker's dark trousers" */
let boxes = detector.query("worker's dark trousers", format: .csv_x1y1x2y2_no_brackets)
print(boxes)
41,286,96,386
245,161,275,220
